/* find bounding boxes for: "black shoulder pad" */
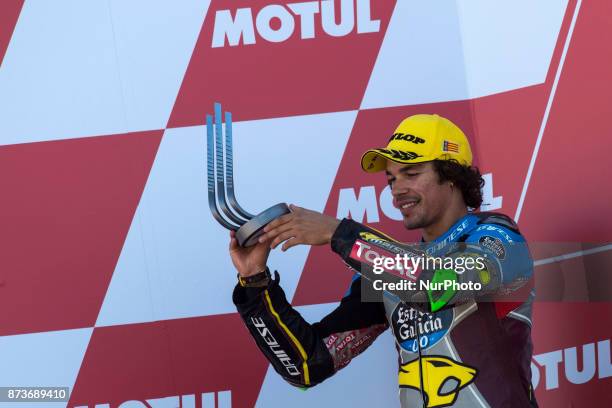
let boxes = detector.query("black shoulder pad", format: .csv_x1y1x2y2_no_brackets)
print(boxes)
474,212,520,233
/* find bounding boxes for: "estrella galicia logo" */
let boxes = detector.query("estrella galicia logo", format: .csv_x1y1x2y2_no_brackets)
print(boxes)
392,304,453,352
478,235,506,260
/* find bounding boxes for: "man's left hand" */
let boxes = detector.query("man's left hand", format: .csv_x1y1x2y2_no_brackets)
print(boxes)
258,204,341,251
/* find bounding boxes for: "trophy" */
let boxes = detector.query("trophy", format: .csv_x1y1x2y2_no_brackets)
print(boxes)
206,102,290,247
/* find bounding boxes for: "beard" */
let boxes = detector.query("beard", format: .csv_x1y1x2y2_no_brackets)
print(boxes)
402,211,427,230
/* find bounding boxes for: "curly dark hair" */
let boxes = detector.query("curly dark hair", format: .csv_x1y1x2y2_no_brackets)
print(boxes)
432,159,484,209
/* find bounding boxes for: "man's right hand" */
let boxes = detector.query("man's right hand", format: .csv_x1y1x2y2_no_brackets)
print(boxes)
229,230,271,277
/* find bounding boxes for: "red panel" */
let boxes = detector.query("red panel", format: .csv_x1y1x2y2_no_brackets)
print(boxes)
0,131,162,336
0,0,23,65
69,314,269,408
532,302,612,407
470,85,552,217
535,247,612,302
168,0,396,126
519,0,612,243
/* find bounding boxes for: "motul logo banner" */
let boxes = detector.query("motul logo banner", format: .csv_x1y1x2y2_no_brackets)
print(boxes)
212,0,380,47
532,339,612,391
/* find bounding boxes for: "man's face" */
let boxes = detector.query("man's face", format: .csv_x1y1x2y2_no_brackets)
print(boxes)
385,161,453,230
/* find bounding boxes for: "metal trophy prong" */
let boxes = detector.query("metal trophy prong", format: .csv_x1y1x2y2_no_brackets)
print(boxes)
206,102,290,247
224,111,255,220
213,103,249,226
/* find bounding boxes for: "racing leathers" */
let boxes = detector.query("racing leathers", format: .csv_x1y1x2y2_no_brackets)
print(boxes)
233,212,536,407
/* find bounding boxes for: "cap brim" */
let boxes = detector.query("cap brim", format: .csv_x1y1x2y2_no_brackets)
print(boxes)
360,149,428,173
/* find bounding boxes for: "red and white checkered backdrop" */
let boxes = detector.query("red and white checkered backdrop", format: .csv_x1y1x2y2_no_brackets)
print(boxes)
0,1,610,407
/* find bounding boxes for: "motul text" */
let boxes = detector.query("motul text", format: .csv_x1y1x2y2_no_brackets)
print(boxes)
74,391,231,408
212,0,380,47
532,339,611,390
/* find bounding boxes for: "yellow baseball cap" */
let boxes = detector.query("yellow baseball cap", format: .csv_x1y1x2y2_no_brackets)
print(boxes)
360,114,473,172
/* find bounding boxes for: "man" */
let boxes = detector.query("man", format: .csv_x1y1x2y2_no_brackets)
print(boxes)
230,114,536,407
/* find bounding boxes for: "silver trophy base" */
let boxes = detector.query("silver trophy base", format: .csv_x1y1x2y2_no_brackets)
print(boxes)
236,203,291,247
